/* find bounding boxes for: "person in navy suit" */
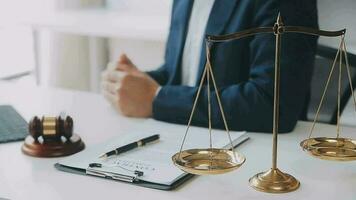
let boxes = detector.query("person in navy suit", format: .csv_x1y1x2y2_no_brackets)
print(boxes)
101,0,318,133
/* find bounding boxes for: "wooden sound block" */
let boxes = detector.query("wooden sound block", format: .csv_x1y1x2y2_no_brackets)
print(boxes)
22,133,85,157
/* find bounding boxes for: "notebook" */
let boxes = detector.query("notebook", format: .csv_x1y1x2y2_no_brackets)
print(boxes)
56,119,248,190
0,105,28,143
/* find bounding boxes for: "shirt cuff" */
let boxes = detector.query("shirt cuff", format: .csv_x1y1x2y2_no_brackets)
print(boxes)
155,86,162,97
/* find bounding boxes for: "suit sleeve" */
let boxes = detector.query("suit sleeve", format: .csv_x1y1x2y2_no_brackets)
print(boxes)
151,0,318,133
147,65,169,86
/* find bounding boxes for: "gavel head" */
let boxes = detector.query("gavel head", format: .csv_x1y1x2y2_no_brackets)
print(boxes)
29,116,42,140
61,116,73,140
28,115,74,142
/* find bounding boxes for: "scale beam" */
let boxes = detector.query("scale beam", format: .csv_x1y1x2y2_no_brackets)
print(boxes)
206,26,345,43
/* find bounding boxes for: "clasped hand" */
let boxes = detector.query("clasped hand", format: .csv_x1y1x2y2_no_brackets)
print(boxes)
101,54,160,117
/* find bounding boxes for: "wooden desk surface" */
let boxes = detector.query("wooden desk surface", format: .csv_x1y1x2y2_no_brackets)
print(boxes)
0,82,355,200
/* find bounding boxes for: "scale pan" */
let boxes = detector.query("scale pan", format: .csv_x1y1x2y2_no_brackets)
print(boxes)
172,148,245,175
300,137,356,161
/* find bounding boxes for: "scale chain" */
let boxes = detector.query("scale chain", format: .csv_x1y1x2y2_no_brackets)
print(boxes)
178,64,208,157
205,42,237,160
178,41,237,161
336,37,344,138
308,39,343,138
207,62,213,149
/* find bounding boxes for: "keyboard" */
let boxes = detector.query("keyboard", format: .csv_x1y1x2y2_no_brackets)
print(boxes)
0,105,28,143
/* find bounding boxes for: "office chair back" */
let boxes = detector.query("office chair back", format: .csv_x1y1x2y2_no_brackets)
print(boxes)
304,44,356,124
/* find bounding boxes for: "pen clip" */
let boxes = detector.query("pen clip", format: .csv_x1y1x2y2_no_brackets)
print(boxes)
86,163,139,183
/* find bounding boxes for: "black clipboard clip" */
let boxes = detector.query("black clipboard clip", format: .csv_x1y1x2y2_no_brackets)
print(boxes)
86,163,144,183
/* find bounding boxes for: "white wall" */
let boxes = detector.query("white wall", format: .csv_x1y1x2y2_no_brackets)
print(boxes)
38,0,103,91
37,0,170,91
0,0,54,80
0,27,34,78
106,0,170,72
318,0,356,53
108,39,166,72
44,33,92,90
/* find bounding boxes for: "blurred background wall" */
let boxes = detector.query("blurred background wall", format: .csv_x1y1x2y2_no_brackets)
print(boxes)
0,0,171,91
0,0,355,91
318,0,356,52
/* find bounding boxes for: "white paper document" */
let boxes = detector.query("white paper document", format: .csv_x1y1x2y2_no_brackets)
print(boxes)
58,119,248,185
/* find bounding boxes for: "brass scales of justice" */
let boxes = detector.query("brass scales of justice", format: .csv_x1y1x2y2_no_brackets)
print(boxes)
171,13,356,193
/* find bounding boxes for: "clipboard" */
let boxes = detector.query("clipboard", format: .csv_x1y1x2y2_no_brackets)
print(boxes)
55,121,249,190
55,163,195,190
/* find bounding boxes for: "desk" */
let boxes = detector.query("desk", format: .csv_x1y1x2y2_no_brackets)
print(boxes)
0,82,355,200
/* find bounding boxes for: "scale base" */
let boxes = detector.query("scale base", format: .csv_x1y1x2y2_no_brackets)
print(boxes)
249,168,300,193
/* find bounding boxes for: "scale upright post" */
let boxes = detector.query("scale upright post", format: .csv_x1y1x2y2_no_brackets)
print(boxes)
248,14,300,193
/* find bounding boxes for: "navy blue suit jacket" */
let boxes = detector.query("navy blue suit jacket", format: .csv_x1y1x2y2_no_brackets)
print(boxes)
147,0,318,133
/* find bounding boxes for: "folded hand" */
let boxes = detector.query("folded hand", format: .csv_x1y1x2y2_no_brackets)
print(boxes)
101,54,159,117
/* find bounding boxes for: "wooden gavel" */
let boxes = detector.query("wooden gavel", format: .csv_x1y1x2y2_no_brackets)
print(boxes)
22,114,85,157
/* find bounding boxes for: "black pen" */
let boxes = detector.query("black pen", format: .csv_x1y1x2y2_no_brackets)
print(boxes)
99,134,160,159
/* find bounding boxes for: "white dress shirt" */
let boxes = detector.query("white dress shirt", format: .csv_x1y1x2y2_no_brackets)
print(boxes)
181,0,215,86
